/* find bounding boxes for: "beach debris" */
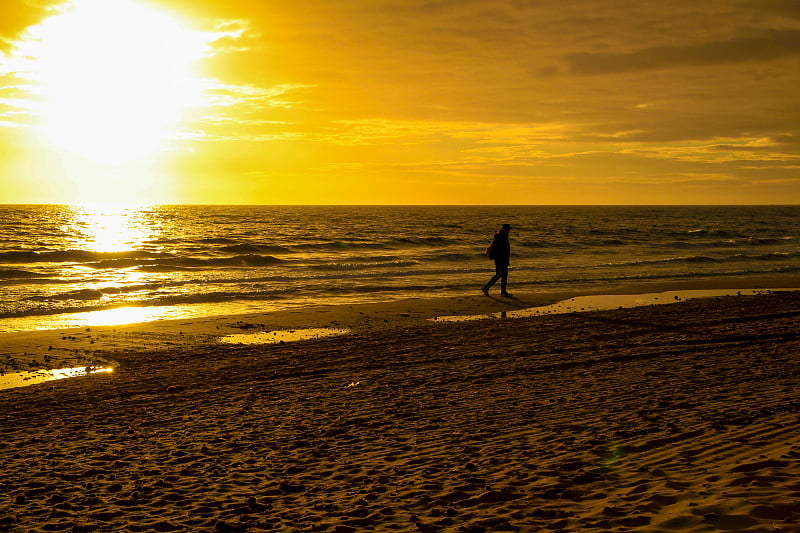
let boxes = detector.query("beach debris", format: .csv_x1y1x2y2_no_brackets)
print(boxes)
345,381,361,388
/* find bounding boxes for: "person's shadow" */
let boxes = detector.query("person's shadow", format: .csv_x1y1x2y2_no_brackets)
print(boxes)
484,293,533,309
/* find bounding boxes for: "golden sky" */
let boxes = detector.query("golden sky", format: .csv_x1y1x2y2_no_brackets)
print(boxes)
0,0,798,204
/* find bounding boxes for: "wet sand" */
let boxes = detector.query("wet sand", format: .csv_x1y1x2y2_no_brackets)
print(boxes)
2,274,800,377
1,288,799,532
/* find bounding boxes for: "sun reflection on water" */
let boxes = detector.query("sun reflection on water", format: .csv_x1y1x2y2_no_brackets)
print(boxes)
67,203,158,253
0,366,113,391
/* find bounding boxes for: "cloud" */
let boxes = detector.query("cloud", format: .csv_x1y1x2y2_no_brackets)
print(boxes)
563,30,800,75
176,82,313,141
311,119,578,147
772,133,800,145
625,143,800,164
752,0,800,20
0,0,61,51
0,74,40,128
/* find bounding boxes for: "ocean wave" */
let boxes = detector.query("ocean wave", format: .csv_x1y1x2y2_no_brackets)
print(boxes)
657,255,721,264
4,264,800,320
0,268,43,279
293,241,390,252
0,281,428,318
679,228,744,238
28,288,105,301
199,237,238,244
426,253,474,262
310,261,419,271
183,254,284,267
88,258,149,269
617,252,800,267
745,251,800,261
516,240,558,249
219,243,293,254
522,264,800,287
0,250,100,263
658,236,796,249
352,254,405,263
533,251,800,272
0,291,287,319
588,228,641,236
660,241,729,249
0,277,66,287
602,255,724,268
0,249,164,264
389,236,456,246
87,254,285,270
290,237,456,252
136,264,198,272
146,291,290,306
311,260,419,271
519,238,635,249
742,238,782,245
0,303,124,319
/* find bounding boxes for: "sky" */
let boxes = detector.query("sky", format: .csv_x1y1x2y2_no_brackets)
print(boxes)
0,0,798,205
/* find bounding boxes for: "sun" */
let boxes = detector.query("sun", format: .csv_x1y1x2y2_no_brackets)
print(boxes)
28,0,208,165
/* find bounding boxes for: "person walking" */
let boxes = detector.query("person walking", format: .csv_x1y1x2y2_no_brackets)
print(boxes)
482,223,512,297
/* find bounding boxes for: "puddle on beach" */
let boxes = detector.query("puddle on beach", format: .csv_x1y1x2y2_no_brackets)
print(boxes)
0,366,113,391
432,288,792,323
0,306,191,334
220,327,351,345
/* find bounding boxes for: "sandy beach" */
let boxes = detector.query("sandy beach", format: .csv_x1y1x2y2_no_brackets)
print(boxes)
1,287,800,532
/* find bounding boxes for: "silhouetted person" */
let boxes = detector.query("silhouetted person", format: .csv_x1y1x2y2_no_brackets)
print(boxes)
483,223,512,297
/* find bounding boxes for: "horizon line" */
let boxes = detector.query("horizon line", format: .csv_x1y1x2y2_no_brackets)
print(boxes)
1,203,800,208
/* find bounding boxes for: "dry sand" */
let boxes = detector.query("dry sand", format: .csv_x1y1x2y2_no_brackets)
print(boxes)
1,289,800,532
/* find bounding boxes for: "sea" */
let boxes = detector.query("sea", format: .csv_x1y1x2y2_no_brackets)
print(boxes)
1,204,798,333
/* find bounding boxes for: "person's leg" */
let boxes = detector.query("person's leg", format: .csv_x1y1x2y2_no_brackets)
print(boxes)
483,273,501,291
499,266,509,294
483,265,503,292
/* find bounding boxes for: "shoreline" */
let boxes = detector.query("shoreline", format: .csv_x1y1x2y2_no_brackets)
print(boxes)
1,273,800,383
1,288,798,531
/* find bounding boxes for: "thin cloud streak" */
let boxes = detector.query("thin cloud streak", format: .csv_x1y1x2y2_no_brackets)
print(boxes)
563,30,800,75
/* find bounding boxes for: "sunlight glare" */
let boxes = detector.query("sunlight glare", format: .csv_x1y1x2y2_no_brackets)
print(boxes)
29,0,209,165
